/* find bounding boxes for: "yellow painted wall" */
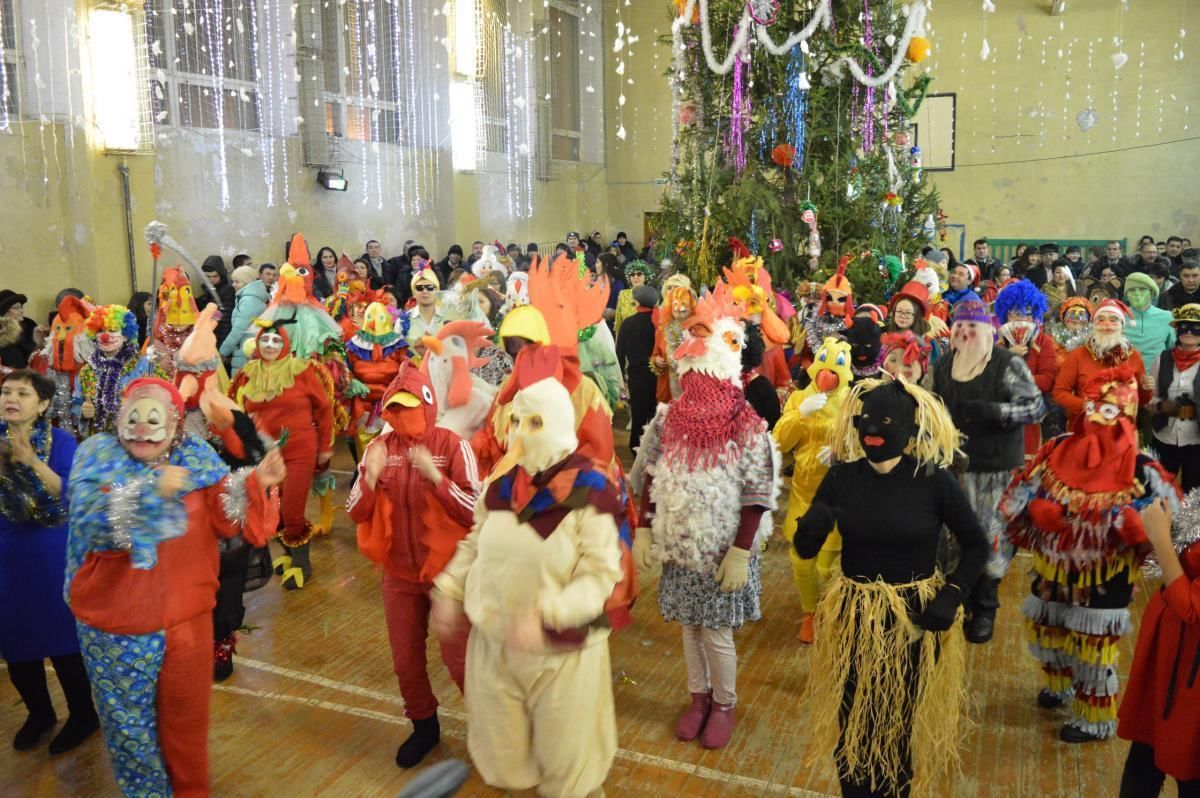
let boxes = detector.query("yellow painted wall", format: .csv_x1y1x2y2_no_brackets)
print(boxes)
922,0,1200,250
602,0,674,245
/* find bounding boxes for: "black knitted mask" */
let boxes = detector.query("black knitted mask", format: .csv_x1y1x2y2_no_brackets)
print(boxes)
844,320,882,368
855,382,916,462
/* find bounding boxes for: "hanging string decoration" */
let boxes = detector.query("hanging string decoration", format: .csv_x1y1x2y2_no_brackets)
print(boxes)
671,0,928,89
783,45,808,168
727,28,751,175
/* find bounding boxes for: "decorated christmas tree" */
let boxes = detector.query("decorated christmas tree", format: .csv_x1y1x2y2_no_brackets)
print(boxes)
656,0,943,303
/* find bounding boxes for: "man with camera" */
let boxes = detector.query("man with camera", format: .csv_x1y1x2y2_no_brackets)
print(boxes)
1148,303,1200,491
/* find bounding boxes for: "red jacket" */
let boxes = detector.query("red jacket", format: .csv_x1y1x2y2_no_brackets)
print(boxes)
1118,543,1200,781
1022,330,1059,393
1052,345,1149,428
70,474,277,634
347,426,479,583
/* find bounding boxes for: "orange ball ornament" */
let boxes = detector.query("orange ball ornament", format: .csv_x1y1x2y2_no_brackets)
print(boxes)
907,36,931,63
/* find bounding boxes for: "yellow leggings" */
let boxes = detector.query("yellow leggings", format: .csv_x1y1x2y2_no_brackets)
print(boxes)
784,529,843,614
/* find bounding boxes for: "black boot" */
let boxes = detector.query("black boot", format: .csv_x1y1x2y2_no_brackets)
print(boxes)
281,542,312,591
48,654,99,754
395,713,441,769
7,660,57,751
1037,688,1066,709
965,577,1001,644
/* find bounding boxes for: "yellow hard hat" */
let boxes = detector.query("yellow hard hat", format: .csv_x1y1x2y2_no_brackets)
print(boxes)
498,305,551,346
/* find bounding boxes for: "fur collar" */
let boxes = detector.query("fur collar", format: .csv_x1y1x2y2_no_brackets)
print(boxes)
0,317,20,349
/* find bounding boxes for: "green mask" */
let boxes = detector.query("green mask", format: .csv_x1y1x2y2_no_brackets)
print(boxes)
1125,287,1152,310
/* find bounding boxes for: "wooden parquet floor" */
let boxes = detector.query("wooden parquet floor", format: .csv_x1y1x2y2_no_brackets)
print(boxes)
0,428,1175,797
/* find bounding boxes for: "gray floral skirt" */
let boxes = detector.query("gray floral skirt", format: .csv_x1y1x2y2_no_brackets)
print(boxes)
657,558,762,629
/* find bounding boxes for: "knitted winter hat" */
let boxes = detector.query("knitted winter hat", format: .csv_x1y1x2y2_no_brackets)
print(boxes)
951,295,992,326
1123,271,1159,299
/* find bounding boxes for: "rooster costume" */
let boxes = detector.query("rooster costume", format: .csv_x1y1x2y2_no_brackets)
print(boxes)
774,336,853,644
29,295,94,437
420,320,497,442
66,379,280,797
345,301,411,450
1002,366,1181,742
725,256,792,392
143,267,198,381
347,362,479,769
631,283,780,750
651,276,695,402
433,345,626,797
256,236,350,535
794,259,855,383
228,322,334,589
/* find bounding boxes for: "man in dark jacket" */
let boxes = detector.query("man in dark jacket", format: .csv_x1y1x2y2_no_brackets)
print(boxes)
198,256,236,347
615,285,660,453
932,296,1045,644
1160,260,1200,310
965,237,1003,282
615,232,639,264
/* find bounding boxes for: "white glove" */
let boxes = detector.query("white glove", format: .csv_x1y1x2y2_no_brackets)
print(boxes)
715,546,751,592
799,392,829,417
633,527,656,570
817,445,833,467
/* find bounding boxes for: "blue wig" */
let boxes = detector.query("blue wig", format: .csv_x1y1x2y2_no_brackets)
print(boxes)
994,279,1049,323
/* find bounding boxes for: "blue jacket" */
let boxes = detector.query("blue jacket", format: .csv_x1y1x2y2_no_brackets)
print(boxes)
219,280,270,370
1127,304,1175,368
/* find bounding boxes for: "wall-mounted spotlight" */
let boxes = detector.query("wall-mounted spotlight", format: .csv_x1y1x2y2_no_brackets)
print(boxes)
317,170,348,191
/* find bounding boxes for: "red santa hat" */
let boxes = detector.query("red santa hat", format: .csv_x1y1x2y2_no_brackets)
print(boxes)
1093,298,1133,326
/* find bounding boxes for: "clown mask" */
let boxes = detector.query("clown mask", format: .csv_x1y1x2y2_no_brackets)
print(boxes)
119,394,178,463
96,330,127,356
1063,306,1091,332
257,331,285,361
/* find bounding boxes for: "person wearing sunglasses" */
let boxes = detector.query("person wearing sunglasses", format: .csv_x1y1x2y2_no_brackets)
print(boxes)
406,268,447,360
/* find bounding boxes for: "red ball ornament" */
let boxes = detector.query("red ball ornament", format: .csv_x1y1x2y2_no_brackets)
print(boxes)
771,143,797,167
768,238,784,253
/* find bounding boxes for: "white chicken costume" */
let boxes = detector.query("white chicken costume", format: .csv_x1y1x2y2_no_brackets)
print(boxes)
773,336,854,644
433,344,624,797
419,320,498,441
630,282,781,750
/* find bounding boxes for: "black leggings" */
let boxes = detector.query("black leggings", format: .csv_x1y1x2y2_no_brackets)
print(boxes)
1120,741,1200,797
7,654,96,720
1152,441,1200,493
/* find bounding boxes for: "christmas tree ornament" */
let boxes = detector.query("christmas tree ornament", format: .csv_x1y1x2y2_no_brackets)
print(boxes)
800,202,822,263
909,145,922,183
747,0,779,26
769,238,784,253
1075,108,1099,132
772,143,797,167
906,36,931,63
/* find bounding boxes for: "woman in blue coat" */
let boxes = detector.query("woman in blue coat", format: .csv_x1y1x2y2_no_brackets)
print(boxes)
0,369,98,752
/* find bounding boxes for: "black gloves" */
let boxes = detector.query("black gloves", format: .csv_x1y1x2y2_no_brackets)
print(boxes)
961,399,1001,425
794,502,836,559
916,584,963,632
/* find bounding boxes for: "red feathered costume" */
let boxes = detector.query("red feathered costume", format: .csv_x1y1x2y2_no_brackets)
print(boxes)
347,362,479,766
228,324,334,589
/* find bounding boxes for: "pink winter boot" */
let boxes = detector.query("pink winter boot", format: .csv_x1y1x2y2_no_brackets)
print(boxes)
675,691,712,741
700,703,735,749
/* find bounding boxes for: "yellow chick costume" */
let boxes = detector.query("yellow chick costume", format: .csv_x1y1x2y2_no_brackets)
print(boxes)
773,337,853,641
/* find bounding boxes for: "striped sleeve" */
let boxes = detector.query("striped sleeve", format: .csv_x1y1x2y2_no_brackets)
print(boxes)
430,434,481,527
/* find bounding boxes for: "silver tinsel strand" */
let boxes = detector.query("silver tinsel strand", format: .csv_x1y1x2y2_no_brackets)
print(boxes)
1143,486,1200,578
106,475,155,552
220,466,255,526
